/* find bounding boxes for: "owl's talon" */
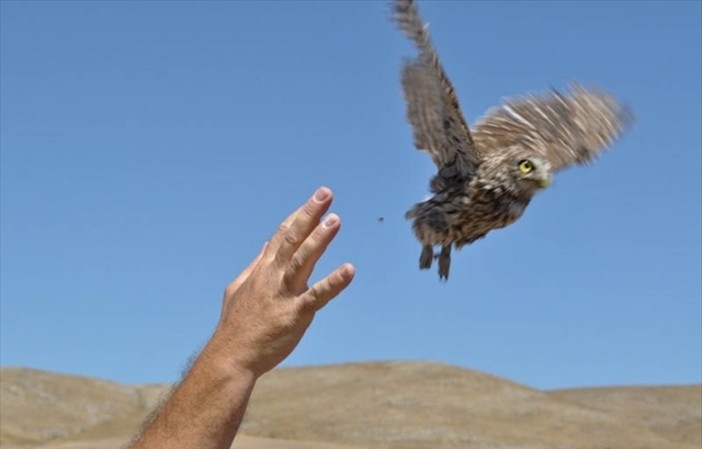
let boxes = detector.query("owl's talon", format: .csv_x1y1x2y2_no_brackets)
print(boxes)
419,245,433,269
438,245,451,281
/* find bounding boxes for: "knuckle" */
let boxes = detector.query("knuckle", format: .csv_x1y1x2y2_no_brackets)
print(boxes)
281,229,300,248
306,285,321,305
303,282,328,312
301,200,317,219
288,252,305,274
309,225,326,244
303,228,327,257
276,221,291,237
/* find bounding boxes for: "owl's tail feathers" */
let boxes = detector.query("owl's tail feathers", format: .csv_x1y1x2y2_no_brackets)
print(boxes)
405,199,448,242
405,205,417,220
405,199,432,220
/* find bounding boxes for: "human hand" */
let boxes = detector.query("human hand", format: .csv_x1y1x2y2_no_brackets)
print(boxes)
206,187,355,379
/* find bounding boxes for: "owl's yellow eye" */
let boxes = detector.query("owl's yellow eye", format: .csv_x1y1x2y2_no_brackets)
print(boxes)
518,160,534,174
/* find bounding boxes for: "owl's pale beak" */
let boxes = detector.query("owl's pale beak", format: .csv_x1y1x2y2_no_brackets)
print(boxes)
538,176,552,188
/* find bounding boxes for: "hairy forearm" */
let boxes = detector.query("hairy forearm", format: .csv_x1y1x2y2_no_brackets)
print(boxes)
128,339,257,449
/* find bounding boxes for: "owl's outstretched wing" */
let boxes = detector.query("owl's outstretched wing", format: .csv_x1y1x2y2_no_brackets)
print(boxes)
472,84,633,171
393,0,479,179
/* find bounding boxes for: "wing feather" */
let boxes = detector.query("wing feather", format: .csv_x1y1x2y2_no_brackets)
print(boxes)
473,84,633,171
393,0,479,178
401,62,450,162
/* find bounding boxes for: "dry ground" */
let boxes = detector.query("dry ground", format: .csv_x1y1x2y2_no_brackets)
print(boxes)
1,435,372,449
1,362,700,449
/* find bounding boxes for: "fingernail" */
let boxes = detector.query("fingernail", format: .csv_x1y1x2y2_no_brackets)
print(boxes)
314,187,331,202
323,213,339,228
341,263,355,280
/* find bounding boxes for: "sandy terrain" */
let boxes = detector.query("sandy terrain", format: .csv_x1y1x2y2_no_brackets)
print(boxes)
1,435,373,449
1,362,700,449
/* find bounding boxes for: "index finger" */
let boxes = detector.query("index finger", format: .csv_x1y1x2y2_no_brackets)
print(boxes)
268,187,333,264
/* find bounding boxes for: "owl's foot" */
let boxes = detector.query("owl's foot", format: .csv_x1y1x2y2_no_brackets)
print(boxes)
419,245,433,269
438,245,451,281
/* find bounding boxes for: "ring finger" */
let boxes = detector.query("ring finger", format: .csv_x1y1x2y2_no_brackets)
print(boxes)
282,213,341,294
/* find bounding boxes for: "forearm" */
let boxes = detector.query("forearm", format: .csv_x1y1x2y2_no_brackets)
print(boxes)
128,339,257,449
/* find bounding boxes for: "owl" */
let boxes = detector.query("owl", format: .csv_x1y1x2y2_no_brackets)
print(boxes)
393,0,632,280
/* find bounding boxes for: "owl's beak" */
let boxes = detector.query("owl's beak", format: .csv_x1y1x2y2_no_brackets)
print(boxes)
538,176,552,188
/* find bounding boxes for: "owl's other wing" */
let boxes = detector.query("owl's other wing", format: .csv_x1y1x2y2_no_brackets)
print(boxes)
393,0,479,179
472,84,633,171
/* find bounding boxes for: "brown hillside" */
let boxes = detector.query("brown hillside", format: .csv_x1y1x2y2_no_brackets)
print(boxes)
0,367,166,446
550,385,702,448
242,361,699,449
1,362,700,449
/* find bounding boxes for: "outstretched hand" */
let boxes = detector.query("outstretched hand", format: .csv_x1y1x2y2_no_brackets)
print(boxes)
128,187,355,449
207,186,355,378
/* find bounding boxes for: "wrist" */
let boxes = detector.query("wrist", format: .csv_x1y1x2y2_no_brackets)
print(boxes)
199,330,261,384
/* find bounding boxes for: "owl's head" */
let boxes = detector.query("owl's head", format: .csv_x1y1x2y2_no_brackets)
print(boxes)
480,150,554,196
512,156,552,191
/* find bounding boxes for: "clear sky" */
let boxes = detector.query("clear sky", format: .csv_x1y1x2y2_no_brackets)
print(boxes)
1,0,700,390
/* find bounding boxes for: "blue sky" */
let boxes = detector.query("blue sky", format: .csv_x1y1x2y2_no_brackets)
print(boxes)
1,0,700,390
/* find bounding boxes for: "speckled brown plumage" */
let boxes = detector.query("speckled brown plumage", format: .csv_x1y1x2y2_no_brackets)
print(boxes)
394,0,633,280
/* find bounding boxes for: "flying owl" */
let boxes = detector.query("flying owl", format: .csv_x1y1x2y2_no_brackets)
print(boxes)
393,0,632,280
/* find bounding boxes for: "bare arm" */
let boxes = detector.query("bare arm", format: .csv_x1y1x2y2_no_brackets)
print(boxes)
127,186,355,449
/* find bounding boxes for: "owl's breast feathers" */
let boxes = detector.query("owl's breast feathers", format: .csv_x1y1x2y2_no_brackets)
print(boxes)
406,173,530,248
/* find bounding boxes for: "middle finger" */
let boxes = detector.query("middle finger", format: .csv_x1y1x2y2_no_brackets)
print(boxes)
270,187,333,265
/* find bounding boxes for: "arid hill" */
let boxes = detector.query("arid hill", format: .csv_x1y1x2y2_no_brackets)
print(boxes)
1,362,700,449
